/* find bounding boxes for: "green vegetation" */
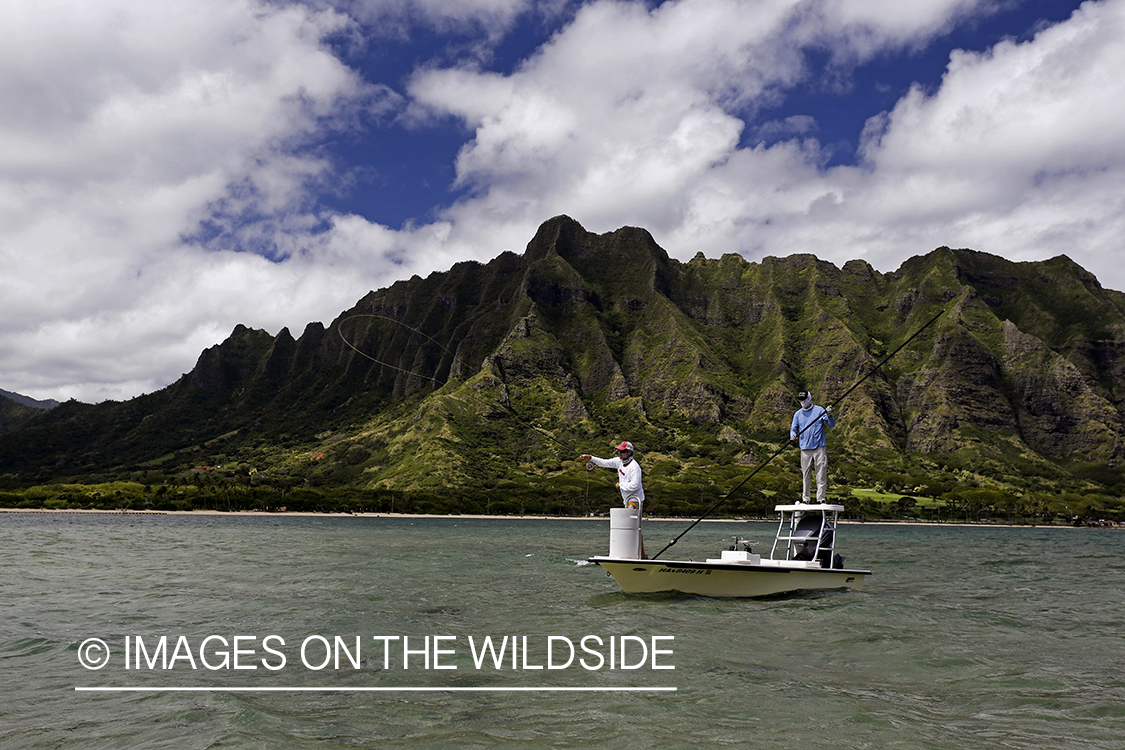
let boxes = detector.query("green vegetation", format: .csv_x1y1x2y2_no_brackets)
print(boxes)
2,216,1124,527
1,451,1119,526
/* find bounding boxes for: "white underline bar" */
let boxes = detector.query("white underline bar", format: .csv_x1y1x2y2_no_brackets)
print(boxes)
76,686,677,693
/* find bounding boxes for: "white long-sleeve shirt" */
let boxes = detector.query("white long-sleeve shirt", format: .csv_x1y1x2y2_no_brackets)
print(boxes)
589,455,644,508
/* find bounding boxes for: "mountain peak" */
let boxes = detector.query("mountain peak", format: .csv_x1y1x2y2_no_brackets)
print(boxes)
524,215,589,261
2,219,1124,517
524,215,669,266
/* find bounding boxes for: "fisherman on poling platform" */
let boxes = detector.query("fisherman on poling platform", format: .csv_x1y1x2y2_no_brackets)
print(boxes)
579,440,644,512
789,390,835,504
580,440,646,557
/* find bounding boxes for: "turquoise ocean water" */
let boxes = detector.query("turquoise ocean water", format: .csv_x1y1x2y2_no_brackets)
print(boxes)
2,511,1124,749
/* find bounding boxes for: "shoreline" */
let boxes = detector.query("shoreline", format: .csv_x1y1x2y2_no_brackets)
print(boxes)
0,507,1101,529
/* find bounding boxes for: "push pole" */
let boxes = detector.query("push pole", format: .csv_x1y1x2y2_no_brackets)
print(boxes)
649,306,947,560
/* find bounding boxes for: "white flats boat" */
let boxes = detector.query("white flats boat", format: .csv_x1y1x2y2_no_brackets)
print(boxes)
589,504,870,598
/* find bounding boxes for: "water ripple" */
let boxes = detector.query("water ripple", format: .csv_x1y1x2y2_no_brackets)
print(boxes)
3,514,1124,748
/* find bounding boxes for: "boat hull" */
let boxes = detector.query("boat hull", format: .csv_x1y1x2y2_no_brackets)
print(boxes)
589,556,869,598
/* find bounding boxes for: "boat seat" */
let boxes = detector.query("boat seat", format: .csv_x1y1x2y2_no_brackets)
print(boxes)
791,515,824,561
791,514,823,540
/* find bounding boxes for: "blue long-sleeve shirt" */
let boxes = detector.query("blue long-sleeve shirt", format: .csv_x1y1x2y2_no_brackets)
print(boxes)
790,406,834,450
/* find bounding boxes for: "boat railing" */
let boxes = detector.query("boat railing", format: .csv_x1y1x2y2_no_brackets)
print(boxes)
770,504,842,567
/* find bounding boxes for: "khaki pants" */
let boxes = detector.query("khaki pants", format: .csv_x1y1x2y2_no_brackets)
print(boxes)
800,445,828,503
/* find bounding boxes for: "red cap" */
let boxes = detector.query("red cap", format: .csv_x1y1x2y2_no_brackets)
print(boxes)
616,441,634,452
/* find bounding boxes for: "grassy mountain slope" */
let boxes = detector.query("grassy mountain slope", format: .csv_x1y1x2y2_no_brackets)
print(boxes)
2,216,1123,518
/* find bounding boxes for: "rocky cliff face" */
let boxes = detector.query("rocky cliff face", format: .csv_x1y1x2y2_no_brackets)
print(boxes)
3,216,1124,487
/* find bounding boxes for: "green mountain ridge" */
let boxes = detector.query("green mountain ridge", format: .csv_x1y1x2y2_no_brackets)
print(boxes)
2,216,1124,519
0,389,58,433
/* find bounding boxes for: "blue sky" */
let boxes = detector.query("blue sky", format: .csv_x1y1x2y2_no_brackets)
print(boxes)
2,0,1120,403
324,0,1088,227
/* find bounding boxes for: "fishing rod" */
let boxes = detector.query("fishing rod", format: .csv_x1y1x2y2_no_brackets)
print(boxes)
649,306,948,560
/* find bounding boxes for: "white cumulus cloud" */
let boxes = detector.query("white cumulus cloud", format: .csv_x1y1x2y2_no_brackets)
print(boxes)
0,0,379,402
400,0,1125,290
2,0,1122,404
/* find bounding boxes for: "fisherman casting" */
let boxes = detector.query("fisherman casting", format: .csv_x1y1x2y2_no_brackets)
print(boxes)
579,440,644,512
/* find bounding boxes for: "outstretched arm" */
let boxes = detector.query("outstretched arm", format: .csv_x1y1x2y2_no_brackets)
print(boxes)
583,455,617,470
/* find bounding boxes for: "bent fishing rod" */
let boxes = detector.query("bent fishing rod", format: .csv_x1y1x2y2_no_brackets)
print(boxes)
649,306,948,560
